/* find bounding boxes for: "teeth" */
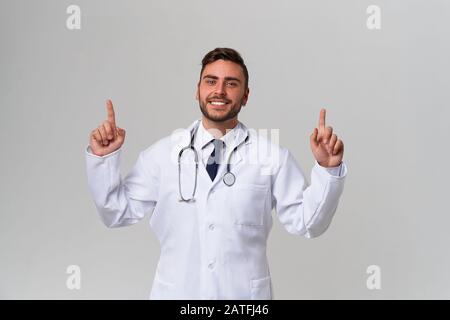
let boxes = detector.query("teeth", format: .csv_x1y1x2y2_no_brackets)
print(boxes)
210,101,226,106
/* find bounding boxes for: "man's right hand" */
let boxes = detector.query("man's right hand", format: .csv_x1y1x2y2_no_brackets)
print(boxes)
89,99,126,156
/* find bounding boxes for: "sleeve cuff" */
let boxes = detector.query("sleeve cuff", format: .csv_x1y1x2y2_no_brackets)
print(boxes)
314,160,347,178
85,145,123,159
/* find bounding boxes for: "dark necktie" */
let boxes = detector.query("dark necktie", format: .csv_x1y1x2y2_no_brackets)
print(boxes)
206,139,223,181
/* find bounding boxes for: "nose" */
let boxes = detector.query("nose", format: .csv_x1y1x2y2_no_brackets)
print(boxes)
213,80,226,96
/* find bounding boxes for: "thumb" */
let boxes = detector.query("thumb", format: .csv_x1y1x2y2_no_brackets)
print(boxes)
310,128,319,148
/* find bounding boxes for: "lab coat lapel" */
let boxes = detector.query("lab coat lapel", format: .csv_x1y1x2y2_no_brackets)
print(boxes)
230,122,251,168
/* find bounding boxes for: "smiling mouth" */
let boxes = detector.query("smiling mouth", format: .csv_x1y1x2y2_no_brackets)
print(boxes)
208,101,229,109
209,101,228,106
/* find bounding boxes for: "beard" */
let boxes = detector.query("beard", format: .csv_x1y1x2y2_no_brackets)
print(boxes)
198,97,243,123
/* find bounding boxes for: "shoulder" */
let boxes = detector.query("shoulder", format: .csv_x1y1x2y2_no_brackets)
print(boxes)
247,127,288,157
244,125,290,175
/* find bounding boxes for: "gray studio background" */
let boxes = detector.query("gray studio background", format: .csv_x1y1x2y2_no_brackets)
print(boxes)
1,0,449,299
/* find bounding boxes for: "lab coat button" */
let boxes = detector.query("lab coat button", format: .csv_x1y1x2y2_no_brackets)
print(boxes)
209,223,215,231
208,261,215,270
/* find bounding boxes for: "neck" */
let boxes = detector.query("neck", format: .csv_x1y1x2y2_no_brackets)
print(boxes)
201,116,238,138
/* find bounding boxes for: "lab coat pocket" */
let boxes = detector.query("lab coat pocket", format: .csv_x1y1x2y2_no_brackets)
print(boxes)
232,184,268,226
149,274,175,300
251,276,272,300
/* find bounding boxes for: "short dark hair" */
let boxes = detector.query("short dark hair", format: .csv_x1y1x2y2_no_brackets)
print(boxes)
200,48,249,89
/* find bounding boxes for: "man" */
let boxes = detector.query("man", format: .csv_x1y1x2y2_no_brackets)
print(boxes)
85,48,347,299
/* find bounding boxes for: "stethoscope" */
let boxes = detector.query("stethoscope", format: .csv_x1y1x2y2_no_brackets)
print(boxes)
178,121,249,202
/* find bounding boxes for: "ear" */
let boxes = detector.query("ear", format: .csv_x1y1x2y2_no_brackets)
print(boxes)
195,83,200,101
242,87,250,106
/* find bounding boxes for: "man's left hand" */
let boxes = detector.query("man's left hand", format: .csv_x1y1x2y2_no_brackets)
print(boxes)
310,108,344,168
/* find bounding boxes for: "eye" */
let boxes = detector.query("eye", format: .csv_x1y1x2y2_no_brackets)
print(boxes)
205,79,216,85
226,82,238,87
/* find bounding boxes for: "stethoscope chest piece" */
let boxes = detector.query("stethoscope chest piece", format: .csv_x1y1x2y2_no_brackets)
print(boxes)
223,172,236,186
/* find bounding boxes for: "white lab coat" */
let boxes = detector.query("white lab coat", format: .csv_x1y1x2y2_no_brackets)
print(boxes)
85,119,348,300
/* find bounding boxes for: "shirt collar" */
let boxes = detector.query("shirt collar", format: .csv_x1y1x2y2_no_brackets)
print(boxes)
194,120,242,150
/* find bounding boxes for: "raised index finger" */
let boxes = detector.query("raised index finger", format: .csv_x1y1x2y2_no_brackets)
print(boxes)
319,108,326,129
106,99,116,125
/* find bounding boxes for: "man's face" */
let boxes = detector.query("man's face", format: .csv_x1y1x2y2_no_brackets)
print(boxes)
196,59,249,123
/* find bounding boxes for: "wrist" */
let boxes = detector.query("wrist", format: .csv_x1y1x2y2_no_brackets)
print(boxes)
318,160,342,168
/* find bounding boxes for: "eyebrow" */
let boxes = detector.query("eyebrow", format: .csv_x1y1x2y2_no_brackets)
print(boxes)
202,75,241,83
